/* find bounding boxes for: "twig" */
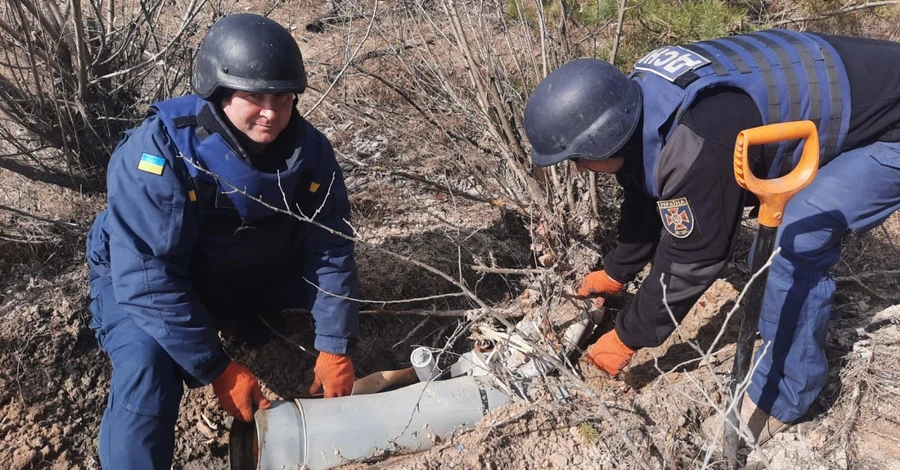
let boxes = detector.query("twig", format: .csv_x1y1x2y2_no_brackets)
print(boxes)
305,13,368,34
471,265,546,275
879,225,900,257
706,248,782,357
326,41,434,77
835,270,900,282
70,0,90,101
177,154,516,332
305,0,379,118
361,308,519,318
258,315,316,358
337,151,509,209
0,203,85,231
588,0,629,218
0,231,56,244
302,277,466,304
657,272,775,469
88,0,208,84
772,1,900,26
836,276,899,301
179,158,630,465
392,316,431,349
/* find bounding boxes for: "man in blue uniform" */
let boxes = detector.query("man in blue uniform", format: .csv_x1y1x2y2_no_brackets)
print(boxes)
85,14,359,469
523,30,900,444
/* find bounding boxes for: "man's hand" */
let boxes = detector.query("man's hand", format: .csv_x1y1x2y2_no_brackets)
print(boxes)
212,361,271,422
576,270,624,298
309,352,355,398
585,329,636,377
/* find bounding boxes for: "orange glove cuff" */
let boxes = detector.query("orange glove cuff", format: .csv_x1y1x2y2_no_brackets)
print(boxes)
212,361,271,422
310,352,355,398
586,330,636,377
577,270,624,298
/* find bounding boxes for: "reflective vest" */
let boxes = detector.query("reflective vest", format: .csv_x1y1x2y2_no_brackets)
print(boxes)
631,29,851,197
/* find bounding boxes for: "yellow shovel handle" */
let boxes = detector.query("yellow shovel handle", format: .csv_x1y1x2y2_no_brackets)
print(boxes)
733,121,820,227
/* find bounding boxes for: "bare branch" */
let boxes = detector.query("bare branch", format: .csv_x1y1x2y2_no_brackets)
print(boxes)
772,1,900,26
360,308,520,318
70,0,91,101
302,276,467,304
471,265,547,275
0,203,85,231
304,0,380,118
177,154,517,331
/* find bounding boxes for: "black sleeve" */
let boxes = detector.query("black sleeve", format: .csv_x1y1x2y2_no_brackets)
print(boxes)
615,90,761,349
602,170,662,283
817,33,900,148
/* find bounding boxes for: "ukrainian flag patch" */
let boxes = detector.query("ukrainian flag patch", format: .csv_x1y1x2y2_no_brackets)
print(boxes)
137,153,165,175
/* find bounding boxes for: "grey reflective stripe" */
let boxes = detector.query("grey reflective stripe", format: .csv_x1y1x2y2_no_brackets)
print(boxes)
681,44,728,76
769,30,842,159
699,40,752,74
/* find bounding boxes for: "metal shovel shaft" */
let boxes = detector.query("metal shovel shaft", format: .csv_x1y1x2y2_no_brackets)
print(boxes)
724,224,776,464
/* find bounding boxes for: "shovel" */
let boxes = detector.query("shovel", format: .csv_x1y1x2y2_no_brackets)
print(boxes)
725,121,820,466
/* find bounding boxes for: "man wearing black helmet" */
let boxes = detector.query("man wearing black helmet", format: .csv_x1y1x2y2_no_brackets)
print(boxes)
524,30,900,445
85,14,359,468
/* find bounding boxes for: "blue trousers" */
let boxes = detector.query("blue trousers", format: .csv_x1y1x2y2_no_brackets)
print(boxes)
748,141,900,423
89,278,307,470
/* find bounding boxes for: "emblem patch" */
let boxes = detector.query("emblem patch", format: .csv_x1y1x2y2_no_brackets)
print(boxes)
634,46,710,82
657,197,694,239
137,153,165,176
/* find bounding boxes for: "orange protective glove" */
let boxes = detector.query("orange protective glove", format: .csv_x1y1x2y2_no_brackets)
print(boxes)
309,352,355,398
211,361,271,422
585,329,636,377
576,270,624,298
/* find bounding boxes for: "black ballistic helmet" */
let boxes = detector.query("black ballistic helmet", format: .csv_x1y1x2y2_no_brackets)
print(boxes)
523,59,642,167
193,13,308,100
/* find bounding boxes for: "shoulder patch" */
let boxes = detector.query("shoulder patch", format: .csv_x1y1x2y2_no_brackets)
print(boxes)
634,46,710,83
657,197,694,239
137,153,166,176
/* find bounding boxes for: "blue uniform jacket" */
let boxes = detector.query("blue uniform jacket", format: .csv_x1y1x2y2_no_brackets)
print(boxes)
86,96,359,386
